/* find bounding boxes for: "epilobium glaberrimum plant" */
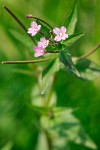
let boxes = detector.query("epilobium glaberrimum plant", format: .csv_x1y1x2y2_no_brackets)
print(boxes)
2,1,100,150
27,21,68,57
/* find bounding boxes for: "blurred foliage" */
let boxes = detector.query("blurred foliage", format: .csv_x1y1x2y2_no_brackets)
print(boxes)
0,0,100,150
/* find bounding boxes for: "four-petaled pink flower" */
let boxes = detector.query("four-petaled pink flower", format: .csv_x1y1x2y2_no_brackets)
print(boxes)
38,37,49,48
34,46,45,57
27,21,41,36
53,26,68,42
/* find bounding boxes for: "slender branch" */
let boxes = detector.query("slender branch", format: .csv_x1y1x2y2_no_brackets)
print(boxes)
46,50,59,53
78,42,100,60
1,57,55,64
26,14,53,29
3,6,36,45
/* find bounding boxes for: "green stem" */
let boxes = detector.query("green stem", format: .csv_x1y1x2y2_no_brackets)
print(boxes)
46,74,56,107
78,42,100,60
46,50,59,53
26,14,53,29
3,6,36,45
1,57,55,64
44,130,53,150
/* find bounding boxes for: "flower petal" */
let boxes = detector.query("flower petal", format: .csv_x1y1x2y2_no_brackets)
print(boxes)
34,46,45,57
40,37,45,42
53,27,60,35
61,34,68,40
34,46,42,51
27,28,33,33
27,28,36,36
54,36,61,42
61,26,67,33
34,51,44,57
38,25,41,31
31,21,37,28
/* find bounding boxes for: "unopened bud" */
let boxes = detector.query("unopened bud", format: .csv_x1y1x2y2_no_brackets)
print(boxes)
26,14,33,18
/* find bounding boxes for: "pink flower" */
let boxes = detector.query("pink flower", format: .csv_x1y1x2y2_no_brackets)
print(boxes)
33,37,49,57
27,21,41,36
53,26,68,42
34,46,45,57
38,37,49,48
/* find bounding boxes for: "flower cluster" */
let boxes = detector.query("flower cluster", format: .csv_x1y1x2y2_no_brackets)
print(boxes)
27,21,68,57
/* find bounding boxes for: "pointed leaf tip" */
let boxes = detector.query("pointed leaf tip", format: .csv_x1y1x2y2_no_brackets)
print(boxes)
64,32,84,46
75,59,100,80
59,47,80,77
64,1,78,34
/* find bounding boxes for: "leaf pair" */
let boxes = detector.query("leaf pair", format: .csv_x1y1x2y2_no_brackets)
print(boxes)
40,108,97,150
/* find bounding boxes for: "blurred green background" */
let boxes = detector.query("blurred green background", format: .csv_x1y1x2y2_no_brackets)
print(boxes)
0,0,100,150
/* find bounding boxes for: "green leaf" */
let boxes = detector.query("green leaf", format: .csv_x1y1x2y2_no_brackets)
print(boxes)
28,105,49,115
36,131,49,150
59,47,80,77
1,142,12,150
9,29,33,50
9,29,35,57
64,32,84,46
75,58,100,80
41,108,97,150
64,1,77,34
42,58,60,94
74,128,97,149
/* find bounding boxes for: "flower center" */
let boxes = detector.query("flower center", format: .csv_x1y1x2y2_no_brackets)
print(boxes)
44,42,47,47
59,32,63,37
40,50,43,52
34,28,38,32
